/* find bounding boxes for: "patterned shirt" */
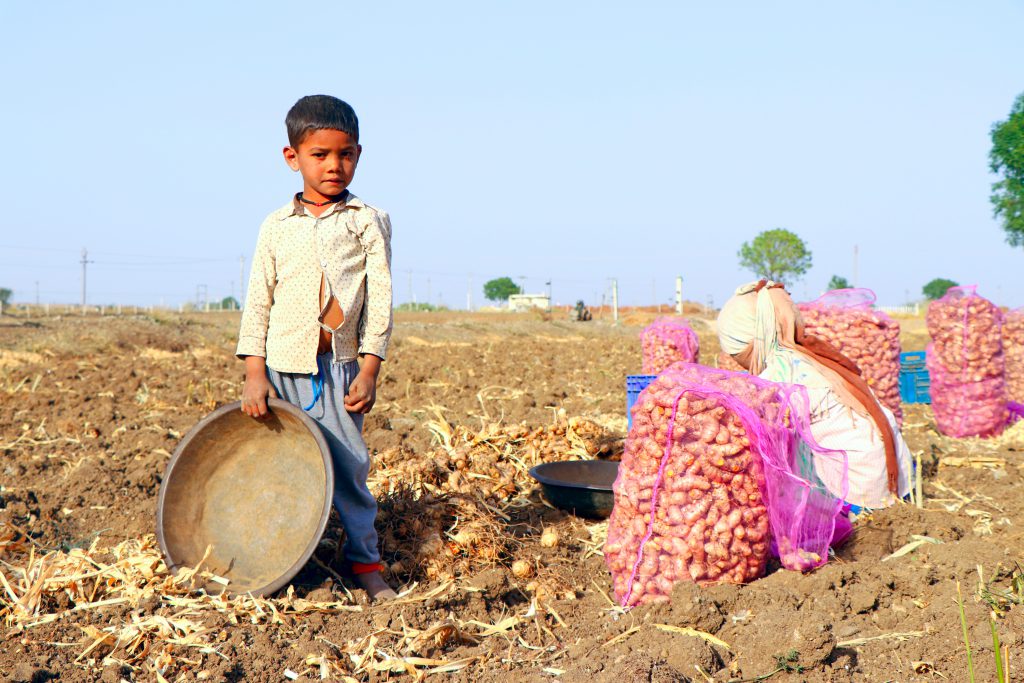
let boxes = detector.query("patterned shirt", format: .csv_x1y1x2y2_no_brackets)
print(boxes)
761,347,911,508
236,193,393,374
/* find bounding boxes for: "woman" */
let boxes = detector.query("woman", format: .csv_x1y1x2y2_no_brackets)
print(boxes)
717,280,912,510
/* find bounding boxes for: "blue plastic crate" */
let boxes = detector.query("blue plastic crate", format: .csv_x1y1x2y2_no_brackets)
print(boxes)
899,351,930,404
900,351,926,371
899,373,931,404
626,374,657,430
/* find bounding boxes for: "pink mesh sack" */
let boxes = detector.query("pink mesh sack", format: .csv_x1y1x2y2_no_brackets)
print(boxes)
604,364,850,607
798,288,902,426
641,318,700,374
1004,308,1024,404
925,286,1007,438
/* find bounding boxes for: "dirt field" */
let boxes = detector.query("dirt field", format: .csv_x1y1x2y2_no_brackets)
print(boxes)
1,310,1023,682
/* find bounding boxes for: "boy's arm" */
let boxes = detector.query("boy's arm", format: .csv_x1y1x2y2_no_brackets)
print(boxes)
236,221,276,359
237,221,278,418
356,210,393,360
344,210,391,415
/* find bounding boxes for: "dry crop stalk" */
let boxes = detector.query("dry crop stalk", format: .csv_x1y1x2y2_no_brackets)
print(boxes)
370,413,622,582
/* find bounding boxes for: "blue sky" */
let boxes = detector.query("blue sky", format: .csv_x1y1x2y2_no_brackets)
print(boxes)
0,1,1021,309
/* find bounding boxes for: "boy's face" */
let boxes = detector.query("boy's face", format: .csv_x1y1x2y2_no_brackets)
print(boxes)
283,129,361,201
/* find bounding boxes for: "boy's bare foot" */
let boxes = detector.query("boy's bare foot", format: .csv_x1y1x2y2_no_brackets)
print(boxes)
354,570,398,601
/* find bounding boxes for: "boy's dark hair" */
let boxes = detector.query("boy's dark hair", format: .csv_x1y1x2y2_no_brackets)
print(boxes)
286,95,359,146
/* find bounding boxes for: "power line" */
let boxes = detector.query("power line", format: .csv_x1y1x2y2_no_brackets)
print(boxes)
0,263,77,270
403,267,595,285
0,244,79,253
0,244,237,263
97,259,235,266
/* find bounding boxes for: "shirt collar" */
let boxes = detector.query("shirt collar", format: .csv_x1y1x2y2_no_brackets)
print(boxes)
284,191,365,219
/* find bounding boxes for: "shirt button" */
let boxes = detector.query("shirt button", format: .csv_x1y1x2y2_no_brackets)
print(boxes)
321,260,328,267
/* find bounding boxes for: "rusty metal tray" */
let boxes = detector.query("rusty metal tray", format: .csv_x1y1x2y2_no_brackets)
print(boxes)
156,399,333,596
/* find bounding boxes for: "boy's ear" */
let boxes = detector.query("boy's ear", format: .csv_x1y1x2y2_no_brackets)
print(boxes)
282,146,300,171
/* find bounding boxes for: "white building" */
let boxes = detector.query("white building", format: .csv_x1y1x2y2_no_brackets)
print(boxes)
508,293,551,312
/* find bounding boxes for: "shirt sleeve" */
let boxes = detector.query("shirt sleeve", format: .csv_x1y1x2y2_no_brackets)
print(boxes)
236,220,276,359
355,209,393,359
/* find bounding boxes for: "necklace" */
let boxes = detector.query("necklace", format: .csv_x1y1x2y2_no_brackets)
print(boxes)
298,191,346,207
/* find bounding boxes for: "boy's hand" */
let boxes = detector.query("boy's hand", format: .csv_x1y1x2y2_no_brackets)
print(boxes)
241,356,277,419
345,355,381,414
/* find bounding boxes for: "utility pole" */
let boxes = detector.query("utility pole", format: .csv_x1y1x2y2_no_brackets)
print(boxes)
852,245,859,288
239,255,245,309
196,284,208,312
611,278,619,324
80,248,93,312
675,276,683,315
546,279,552,310
518,275,527,295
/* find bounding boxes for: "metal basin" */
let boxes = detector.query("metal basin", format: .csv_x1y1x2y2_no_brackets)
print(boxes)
528,460,619,519
156,399,333,596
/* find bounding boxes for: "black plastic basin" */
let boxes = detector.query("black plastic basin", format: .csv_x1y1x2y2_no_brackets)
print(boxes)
528,460,619,519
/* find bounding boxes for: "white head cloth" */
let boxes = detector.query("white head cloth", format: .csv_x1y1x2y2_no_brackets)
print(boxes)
716,281,786,376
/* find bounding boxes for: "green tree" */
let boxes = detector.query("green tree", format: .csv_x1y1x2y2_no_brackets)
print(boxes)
0,288,11,305
483,276,521,303
220,296,239,310
990,92,1024,247
923,278,959,301
826,275,851,291
737,228,813,284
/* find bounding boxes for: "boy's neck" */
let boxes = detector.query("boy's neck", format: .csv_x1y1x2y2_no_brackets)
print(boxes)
298,189,348,217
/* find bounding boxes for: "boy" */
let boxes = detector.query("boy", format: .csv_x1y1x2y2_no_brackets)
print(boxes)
236,95,396,600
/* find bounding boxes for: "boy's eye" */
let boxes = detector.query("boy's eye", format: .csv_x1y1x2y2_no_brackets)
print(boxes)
312,153,326,158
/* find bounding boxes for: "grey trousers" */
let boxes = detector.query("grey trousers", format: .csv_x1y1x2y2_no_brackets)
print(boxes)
266,355,380,564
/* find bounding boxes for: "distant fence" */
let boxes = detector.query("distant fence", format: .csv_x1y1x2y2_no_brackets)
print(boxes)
0,301,924,318
0,303,241,317
877,304,921,316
